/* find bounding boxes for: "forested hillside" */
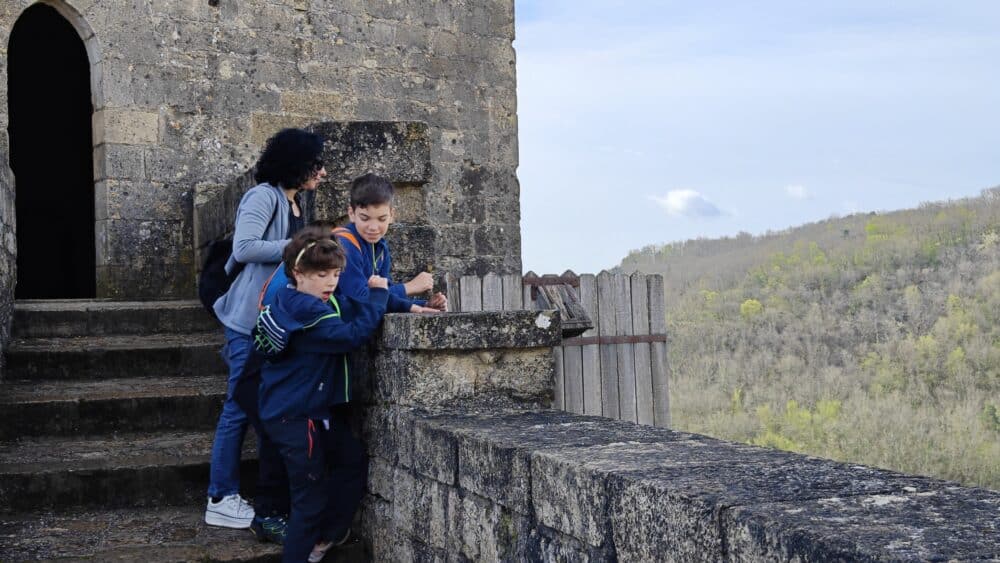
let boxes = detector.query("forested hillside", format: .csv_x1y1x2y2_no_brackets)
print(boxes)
620,187,1000,490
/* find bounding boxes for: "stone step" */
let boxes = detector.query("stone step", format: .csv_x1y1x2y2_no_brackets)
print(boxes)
12,299,219,338
0,375,227,440
0,505,371,562
4,332,226,380
0,430,257,512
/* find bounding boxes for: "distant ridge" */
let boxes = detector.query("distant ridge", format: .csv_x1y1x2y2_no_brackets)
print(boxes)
617,185,1000,491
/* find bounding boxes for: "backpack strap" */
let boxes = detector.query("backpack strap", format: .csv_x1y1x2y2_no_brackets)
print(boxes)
332,227,362,251
257,264,282,311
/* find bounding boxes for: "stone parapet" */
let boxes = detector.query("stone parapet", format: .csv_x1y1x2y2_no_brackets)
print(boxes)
361,407,1000,562
379,310,561,351
370,310,560,408
359,310,999,561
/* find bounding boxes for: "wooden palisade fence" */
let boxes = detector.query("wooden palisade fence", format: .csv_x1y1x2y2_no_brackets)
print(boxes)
444,271,670,427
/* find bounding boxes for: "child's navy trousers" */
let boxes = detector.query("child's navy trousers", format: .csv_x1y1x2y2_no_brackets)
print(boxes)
262,407,367,563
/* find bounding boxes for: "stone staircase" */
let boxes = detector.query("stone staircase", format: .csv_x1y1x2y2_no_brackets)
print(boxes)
0,300,362,561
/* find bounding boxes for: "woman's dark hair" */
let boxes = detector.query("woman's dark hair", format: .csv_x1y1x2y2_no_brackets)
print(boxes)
254,128,324,189
349,172,394,208
283,226,345,283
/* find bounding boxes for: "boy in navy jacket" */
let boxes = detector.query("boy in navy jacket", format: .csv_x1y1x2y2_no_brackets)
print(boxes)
255,228,387,563
338,173,447,313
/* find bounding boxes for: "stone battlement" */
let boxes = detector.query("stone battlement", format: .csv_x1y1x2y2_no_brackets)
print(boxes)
362,311,1000,561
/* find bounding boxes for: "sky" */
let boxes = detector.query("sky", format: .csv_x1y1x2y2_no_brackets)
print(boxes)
514,1,1000,274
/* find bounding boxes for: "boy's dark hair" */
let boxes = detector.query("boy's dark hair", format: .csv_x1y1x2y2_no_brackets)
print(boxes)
254,128,324,190
349,172,394,208
283,226,345,284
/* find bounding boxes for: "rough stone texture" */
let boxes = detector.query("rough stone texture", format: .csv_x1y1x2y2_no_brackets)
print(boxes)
368,311,559,409
0,0,520,308
724,487,1000,562
0,139,13,377
0,506,288,561
361,407,1000,562
379,310,561,351
0,429,256,511
5,332,225,380
11,298,217,338
374,347,554,408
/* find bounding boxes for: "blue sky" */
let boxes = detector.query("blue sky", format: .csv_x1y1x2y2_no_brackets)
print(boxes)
514,1,1000,274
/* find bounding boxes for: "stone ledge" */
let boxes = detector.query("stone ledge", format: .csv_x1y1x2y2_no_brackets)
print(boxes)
379,310,561,350
361,407,1000,561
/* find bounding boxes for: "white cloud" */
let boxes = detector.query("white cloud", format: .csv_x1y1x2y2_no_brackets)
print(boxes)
785,184,809,199
650,190,722,218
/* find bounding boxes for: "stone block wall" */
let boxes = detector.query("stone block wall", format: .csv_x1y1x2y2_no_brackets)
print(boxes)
0,0,520,300
363,312,1000,561
0,136,12,374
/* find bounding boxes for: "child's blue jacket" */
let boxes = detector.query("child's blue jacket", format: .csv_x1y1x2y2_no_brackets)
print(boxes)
338,222,424,313
259,223,424,313
257,285,388,422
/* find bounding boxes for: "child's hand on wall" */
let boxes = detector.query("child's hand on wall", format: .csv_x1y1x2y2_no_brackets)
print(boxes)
368,275,389,289
409,304,441,314
427,292,448,311
403,272,434,295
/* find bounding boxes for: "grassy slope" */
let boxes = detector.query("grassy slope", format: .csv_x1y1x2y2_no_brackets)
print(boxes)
620,187,1000,490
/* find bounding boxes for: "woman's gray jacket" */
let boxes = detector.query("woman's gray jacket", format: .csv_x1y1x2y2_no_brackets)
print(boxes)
213,183,291,335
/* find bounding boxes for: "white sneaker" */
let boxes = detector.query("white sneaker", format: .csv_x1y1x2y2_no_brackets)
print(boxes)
205,494,255,529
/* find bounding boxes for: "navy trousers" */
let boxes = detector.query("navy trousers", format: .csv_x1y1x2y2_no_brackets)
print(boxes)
262,406,368,563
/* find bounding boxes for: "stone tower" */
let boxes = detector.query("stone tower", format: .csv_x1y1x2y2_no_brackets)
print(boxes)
0,0,520,348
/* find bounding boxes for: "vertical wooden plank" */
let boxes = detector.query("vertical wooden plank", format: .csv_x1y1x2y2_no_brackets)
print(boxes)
596,271,620,420
523,285,534,310
522,271,537,310
563,340,585,414
445,273,461,312
613,274,637,423
482,273,503,311
553,345,565,411
631,273,654,425
560,283,584,414
501,274,523,310
460,275,482,312
579,274,602,416
648,274,670,427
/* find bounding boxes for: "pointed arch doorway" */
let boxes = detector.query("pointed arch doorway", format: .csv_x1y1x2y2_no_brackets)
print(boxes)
8,2,96,299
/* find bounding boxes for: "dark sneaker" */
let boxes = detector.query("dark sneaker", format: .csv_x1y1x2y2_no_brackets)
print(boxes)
249,514,287,544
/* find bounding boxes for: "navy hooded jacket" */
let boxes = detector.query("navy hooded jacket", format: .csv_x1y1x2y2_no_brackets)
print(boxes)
257,285,388,422
338,222,424,313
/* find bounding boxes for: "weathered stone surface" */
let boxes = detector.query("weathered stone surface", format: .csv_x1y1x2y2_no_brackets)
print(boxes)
0,374,225,440
11,299,217,338
609,454,942,563
4,332,224,380
0,429,256,511
0,506,285,561
92,109,159,146
724,486,1000,562
379,310,561,351
1,0,521,306
373,347,554,407
411,417,458,485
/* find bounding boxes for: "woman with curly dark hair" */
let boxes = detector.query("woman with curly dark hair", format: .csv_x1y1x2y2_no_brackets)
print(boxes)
205,128,327,529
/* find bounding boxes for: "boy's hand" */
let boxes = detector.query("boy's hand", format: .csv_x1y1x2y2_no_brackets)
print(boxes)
409,304,441,314
404,272,434,295
427,292,448,311
368,275,389,289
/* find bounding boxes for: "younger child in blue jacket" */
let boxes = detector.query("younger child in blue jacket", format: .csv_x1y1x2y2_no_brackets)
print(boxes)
255,228,387,563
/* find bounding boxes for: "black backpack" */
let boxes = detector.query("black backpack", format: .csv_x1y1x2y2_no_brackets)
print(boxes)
198,202,278,321
198,238,246,321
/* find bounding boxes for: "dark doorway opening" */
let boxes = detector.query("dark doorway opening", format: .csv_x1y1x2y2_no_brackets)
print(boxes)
8,3,96,299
